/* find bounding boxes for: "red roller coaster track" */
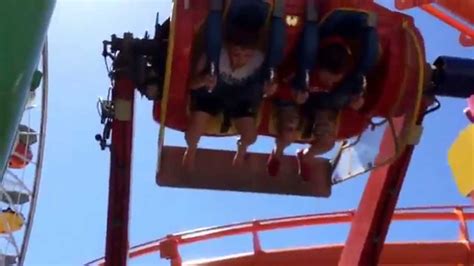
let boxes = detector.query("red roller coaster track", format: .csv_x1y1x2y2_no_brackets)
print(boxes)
87,205,473,265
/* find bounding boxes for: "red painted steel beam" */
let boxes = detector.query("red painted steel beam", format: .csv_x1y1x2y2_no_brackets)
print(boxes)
460,34,474,47
104,48,136,265
394,0,435,10
395,1,474,47
420,5,474,37
338,113,426,265
396,2,474,38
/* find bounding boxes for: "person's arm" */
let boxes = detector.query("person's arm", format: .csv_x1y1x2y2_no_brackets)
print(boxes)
276,59,309,104
348,95,365,110
320,75,367,109
348,76,367,110
292,90,309,104
189,54,215,90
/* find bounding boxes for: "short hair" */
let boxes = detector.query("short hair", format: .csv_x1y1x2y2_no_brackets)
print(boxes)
318,43,351,74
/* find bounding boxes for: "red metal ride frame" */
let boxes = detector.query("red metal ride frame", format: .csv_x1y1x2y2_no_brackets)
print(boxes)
339,112,426,265
105,53,136,266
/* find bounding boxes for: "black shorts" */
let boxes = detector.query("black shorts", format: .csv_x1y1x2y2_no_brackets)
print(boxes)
303,94,335,112
190,87,261,119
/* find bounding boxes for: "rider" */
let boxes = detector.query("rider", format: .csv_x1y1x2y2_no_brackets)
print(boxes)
183,2,275,170
267,8,379,179
267,36,365,177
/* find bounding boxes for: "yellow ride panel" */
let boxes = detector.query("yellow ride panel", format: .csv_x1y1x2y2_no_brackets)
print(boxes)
448,124,474,196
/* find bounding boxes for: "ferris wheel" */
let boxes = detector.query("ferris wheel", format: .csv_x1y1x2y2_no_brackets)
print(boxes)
0,43,49,266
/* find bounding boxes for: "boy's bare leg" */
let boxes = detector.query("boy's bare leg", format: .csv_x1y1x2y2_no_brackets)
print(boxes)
274,106,300,157
297,110,337,179
274,137,292,158
183,111,211,170
268,123,298,176
301,138,336,161
268,105,301,176
267,137,293,176
233,117,258,166
305,110,337,153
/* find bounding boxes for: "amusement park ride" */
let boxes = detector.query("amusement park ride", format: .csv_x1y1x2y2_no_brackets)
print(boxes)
88,0,474,265
0,0,53,265
1,0,473,265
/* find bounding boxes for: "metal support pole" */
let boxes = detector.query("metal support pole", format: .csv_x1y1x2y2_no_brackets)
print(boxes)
339,112,426,266
104,34,136,266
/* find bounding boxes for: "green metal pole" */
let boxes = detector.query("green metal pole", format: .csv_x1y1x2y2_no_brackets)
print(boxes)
0,0,56,178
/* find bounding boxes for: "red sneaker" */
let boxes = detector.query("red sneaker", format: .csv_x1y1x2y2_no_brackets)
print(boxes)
465,108,474,123
267,152,281,177
296,150,311,182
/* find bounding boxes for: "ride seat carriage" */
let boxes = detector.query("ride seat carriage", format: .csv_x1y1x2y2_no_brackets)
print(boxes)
152,0,427,198
8,125,37,169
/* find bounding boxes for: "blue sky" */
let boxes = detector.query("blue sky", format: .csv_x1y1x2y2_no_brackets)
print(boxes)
24,0,473,265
